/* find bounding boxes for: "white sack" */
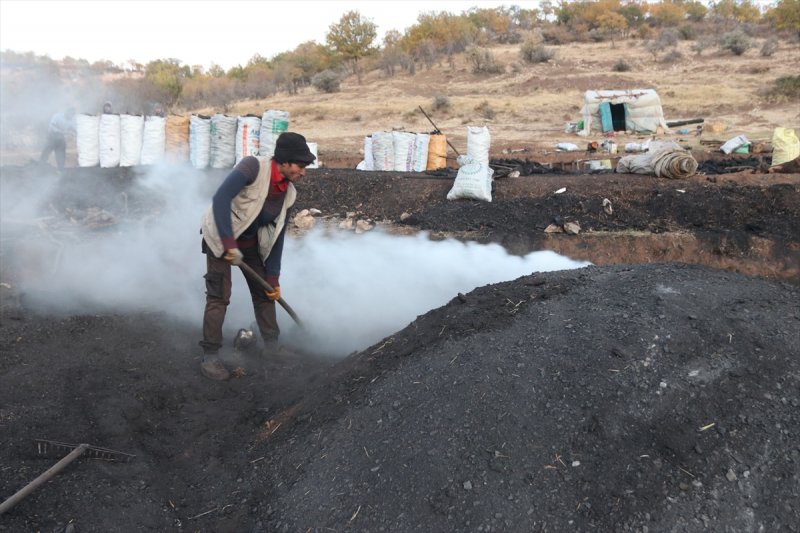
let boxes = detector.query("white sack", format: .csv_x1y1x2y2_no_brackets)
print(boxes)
363,136,374,171
140,115,166,165
371,132,394,171
119,114,144,167
235,115,262,164
467,126,491,167
189,115,211,169
210,114,237,168
259,109,290,158
76,114,100,167
307,142,319,168
392,131,416,171
447,154,493,202
412,133,430,172
98,114,121,168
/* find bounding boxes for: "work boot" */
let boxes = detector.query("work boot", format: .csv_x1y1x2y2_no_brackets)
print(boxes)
200,355,230,381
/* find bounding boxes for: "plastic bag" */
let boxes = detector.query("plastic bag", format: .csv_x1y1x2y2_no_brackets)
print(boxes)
771,128,800,167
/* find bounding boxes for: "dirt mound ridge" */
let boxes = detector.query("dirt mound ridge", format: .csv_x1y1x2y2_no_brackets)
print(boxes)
252,263,799,532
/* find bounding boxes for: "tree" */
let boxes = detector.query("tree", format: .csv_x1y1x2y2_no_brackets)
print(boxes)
326,10,377,84
650,2,686,26
684,1,709,22
143,59,189,105
766,0,800,31
597,12,628,47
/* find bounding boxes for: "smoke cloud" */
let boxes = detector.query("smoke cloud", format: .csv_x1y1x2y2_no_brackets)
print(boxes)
0,164,590,358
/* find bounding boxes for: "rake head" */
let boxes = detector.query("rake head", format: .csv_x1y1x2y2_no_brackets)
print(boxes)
35,439,136,462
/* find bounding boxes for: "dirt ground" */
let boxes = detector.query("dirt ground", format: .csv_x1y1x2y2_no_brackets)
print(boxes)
0,149,799,532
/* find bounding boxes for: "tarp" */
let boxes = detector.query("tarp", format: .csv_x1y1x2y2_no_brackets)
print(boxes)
580,89,669,136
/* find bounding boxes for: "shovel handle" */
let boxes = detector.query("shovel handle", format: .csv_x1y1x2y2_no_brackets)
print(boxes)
237,262,303,328
0,443,89,515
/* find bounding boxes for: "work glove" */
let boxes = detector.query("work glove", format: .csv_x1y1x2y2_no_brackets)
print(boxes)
223,247,243,265
264,285,281,302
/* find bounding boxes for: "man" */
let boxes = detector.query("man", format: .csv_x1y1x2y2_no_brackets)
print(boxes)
39,107,76,170
198,132,315,380
102,101,113,114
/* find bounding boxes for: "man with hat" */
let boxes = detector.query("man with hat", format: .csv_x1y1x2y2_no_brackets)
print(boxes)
198,131,316,380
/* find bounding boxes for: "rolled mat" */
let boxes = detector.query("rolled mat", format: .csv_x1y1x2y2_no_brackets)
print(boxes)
652,149,698,179
616,141,698,179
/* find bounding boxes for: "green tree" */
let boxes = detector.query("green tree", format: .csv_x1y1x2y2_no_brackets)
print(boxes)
326,10,377,84
711,0,761,22
684,1,709,22
144,58,189,105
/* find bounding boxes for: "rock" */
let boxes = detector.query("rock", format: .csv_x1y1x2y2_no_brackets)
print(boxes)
355,219,374,234
563,222,581,235
294,212,316,230
544,224,563,233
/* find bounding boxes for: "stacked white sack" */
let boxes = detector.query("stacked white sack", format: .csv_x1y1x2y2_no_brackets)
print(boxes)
189,115,211,169
209,114,237,168
259,110,289,158
140,116,167,165
99,114,121,168
76,114,100,167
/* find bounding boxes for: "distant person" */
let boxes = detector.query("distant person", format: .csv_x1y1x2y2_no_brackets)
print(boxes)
151,103,166,117
198,132,316,380
102,101,113,114
39,107,76,170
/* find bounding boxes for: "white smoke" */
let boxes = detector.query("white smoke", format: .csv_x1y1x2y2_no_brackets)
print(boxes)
0,164,590,358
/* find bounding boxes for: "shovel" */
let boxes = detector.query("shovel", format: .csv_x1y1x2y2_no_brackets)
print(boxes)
238,262,303,328
0,439,135,515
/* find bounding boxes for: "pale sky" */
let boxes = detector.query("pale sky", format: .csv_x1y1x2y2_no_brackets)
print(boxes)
0,0,539,70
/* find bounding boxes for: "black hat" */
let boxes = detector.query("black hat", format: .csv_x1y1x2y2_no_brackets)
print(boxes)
274,132,316,165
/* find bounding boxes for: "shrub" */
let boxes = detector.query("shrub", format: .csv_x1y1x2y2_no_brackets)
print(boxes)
679,24,696,40
465,46,505,74
661,49,683,63
541,26,571,45
720,29,752,55
691,37,715,56
587,28,606,42
520,42,555,64
657,28,680,47
311,70,341,93
432,95,451,112
613,60,632,72
474,100,496,120
760,37,779,57
767,75,800,101
637,25,655,40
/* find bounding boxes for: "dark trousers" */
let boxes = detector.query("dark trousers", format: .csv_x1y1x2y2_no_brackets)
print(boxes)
200,245,279,354
39,132,66,169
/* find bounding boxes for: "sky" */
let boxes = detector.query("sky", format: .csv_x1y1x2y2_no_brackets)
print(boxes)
0,0,538,70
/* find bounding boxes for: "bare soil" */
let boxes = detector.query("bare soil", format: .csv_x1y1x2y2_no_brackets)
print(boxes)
0,156,799,532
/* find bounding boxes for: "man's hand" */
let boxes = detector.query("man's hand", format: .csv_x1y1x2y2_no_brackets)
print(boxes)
264,286,281,302
224,248,243,265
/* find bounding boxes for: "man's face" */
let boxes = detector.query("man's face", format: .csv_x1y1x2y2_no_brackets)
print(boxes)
278,161,307,182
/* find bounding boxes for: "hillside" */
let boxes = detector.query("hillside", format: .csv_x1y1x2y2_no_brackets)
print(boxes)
217,39,800,163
